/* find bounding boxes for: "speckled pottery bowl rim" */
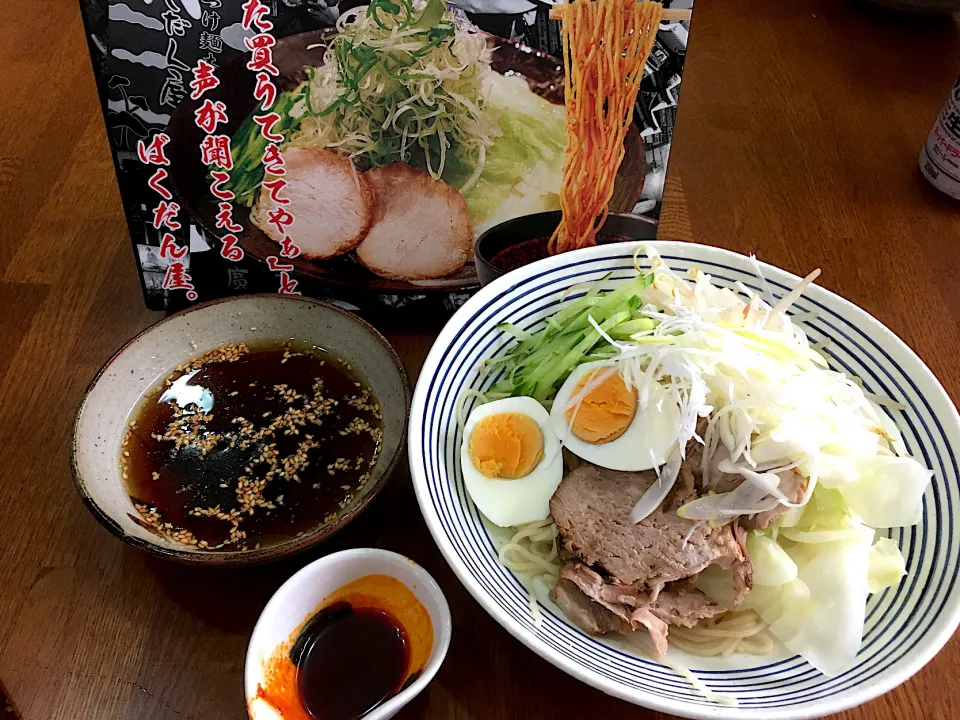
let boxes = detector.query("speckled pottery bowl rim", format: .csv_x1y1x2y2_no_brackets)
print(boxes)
71,294,411,567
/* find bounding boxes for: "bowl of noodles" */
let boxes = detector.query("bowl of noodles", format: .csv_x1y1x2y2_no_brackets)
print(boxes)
408,239,960,718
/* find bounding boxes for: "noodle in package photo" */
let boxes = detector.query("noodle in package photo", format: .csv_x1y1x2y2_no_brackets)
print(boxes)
79,0,694,312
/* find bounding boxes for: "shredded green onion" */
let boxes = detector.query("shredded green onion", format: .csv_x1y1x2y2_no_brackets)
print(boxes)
287,0,495,181
220,0,566,227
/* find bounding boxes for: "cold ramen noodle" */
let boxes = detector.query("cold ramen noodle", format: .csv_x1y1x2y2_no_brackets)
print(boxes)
122,342,383,550
221,0,567,281
457,246,931,678
549,0,662,254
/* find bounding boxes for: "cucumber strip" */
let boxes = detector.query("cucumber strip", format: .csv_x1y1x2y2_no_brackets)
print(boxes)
533,310,631,400
609,318,657,339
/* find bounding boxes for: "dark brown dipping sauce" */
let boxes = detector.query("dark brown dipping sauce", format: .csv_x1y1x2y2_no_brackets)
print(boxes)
491,235,634,272
292,602,409,720
122,342,383,551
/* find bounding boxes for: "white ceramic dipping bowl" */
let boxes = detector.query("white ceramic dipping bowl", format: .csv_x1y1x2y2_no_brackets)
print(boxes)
245,548,452,720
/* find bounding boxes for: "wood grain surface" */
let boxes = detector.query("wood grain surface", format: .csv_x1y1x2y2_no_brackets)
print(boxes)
0,1,958,718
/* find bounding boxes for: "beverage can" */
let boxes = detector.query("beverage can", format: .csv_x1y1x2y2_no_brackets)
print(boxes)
920,76,960,200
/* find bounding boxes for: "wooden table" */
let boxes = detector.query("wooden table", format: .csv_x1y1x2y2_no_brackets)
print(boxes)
1,0,958,718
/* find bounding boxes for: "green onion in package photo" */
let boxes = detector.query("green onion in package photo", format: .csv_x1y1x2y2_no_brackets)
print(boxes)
78,0,693,314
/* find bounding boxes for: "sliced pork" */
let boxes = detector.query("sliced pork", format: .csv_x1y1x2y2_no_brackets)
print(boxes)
560,562,660,608
651,580,727,628
731,520,754,599
551,579,632,636
685,430,807,531
553,563,724,654
549,464,749,588
551,577,670,655
356,164,472,280
740,469,807,531
250,147,375,260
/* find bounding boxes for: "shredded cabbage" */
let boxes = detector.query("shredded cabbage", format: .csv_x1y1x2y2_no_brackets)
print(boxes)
868,536,907,593
747,534,798,586
754,509,876,676
697,488,880,677
451,73,566,233
817,455,930,528
698,484,918,674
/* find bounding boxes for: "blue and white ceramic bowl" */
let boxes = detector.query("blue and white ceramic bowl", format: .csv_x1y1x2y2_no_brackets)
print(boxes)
409,241,960,719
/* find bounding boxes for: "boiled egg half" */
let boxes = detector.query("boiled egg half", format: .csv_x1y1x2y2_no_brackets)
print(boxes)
460,397,563,528
550,361,680,471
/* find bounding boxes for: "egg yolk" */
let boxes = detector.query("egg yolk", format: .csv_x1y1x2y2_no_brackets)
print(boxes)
565,370,638,444
468,412,545,479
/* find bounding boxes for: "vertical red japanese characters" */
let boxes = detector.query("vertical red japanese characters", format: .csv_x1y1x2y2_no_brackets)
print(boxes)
242,0,302,295
138,133,197,301
190,52,249,278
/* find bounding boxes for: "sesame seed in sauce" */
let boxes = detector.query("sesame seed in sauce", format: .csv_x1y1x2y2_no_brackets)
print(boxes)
121,342,383,552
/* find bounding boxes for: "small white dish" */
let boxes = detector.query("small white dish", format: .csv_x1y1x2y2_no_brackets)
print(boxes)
245,548,452,720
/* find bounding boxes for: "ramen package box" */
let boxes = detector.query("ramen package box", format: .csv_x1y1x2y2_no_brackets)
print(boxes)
78,0,694,313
